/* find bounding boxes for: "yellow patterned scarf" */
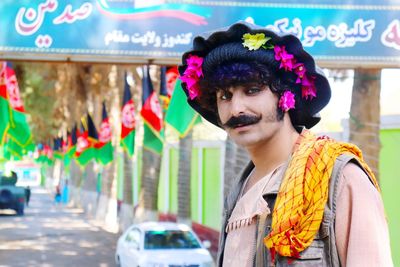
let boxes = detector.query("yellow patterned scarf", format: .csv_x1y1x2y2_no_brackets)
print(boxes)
264,130,379,260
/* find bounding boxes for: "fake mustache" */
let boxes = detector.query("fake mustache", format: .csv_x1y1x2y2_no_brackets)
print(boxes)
222,114,262,129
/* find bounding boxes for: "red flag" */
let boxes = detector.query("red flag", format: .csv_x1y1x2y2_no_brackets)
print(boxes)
159,66,178,112
96,102,113,165
166,66,179,98
120,73,136,157
140,65,163,133
96,102,112,149
75,114,98,164
0,62,24,112
75,126,89,158
0,62,31,147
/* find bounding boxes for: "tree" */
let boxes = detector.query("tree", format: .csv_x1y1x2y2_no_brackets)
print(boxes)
138,148,162,220
135,66,163,221
122,151,133,205
349,69,381,181
223,136,237,198
223,136,250,198
177,130,193,224
15,62,57,143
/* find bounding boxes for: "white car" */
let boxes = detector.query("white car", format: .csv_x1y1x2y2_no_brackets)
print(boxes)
115,221,215,267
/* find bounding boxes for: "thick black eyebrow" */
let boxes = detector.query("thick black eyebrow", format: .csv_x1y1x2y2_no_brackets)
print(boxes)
215,82,265,92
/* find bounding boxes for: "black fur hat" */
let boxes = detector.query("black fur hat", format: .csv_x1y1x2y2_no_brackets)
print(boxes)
178,21,331,129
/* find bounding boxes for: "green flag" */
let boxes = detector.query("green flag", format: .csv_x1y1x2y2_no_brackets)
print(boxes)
7,109,32,147
35,143,54,166
75,114,98,167
165,79,201,138
2,137,34,161
120,73,136,157
53,137,64,160
0,62,10,145
140,66,164,154
143,123,164,154
3,138,23,160
0,92,10,146
2,62,32,147
64,125,77,170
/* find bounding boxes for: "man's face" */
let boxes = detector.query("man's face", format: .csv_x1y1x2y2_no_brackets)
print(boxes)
216,84,283,148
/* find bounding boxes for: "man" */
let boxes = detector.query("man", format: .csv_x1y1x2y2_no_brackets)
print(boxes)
178,22,393,266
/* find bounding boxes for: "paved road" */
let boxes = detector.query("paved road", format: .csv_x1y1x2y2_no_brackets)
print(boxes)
0,187,118,267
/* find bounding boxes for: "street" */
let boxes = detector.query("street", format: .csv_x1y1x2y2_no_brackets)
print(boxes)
0,187,118,267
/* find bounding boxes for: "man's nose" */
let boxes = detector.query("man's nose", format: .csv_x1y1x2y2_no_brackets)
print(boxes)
230,93,247,116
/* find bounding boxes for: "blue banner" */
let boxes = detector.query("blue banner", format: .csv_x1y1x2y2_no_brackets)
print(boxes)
1,0,400,66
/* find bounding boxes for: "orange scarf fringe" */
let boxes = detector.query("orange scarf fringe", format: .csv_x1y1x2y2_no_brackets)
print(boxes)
264,130,379,260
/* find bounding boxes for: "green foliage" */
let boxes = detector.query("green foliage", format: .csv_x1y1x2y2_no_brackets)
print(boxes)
16,63,57,143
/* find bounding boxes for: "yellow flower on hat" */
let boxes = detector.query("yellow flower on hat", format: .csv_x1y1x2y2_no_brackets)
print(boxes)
242,33,271,50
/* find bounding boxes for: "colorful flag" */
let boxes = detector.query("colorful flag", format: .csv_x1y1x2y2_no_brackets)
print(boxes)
95,102,113,165
43,143,54,165
75,114,98,167
159,66,179,113
35,143,54,166
120,73,136,157
1,62,32,147
3,138,23,160
165,79,201,138
61,137,68,155
33,143,44,163
140,66,164,154
0,62,10,145
159,67,169,114
53,137,64,160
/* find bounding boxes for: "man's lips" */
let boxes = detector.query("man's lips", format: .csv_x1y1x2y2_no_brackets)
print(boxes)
233,123,252,129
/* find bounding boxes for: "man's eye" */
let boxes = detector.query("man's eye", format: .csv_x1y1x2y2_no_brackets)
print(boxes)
219,91,232,100
246,87,261,95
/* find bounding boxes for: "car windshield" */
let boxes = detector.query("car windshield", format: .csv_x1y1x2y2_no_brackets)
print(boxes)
144,230,201,249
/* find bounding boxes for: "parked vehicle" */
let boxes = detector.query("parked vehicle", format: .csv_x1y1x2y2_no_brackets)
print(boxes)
0,171,26,215
115,221,214,267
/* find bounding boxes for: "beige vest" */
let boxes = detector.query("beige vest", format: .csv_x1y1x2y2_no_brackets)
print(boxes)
217,154,372,267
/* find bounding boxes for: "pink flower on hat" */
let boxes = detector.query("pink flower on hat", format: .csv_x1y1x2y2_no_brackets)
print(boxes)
186,55,203,77
301,75,317,100
187,81,200,100
181,68,198,89
274,46,295,71
294,63,306,84
279,91,296,112
241,33,320,109
181,54,204,100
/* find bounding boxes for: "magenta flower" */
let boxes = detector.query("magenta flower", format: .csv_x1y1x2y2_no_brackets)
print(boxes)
186,55,203,77
180,69,198,88
180,54,204,100
274,46,295,71
294,63,306,84
187,82,200,100
279,91,296,112
301,75,317,100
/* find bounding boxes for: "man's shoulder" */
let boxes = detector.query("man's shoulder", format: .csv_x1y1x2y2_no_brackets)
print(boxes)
339,161,379,195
